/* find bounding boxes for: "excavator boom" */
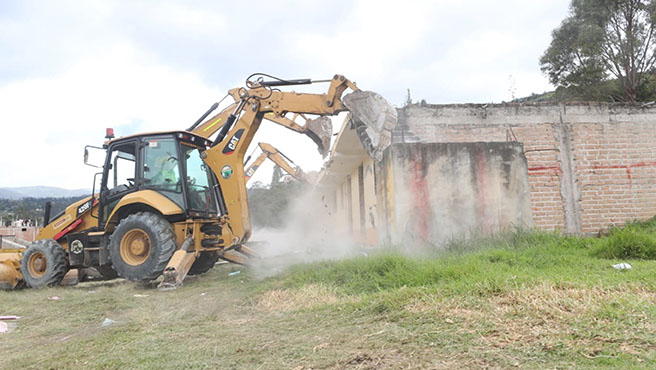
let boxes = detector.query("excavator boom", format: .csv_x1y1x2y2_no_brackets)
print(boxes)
245,143,306,183
201,74,396,243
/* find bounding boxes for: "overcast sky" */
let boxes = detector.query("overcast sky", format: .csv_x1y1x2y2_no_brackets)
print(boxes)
0,0,571,189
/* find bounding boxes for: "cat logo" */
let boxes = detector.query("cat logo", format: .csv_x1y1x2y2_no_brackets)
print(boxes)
222,129,245,155
245,166,258,178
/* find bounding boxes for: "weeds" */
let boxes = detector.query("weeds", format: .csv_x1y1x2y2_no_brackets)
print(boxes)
592,223,656,260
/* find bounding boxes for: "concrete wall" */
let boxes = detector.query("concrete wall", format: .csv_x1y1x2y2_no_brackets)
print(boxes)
376,142,532,245
397,102,656,234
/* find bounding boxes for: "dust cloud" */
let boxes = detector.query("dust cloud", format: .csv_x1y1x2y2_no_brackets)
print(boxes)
246,188,362,279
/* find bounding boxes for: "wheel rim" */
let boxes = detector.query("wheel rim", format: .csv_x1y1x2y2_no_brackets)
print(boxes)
120,229,151,266
27,252,47,278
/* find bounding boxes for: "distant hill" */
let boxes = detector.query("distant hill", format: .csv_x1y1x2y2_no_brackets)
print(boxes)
0,188,23,199
0,186,90,199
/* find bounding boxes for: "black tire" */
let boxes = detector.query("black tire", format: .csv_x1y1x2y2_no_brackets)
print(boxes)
108,212,176,281
188,251,220,276
95,265,119,280
20,239,69,288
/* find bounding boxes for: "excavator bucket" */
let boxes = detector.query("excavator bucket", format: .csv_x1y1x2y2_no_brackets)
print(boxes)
0,250,23,290
305,116,333,157
343,91,398,161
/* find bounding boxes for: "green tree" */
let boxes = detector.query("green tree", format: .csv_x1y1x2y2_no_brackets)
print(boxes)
541,0,656,101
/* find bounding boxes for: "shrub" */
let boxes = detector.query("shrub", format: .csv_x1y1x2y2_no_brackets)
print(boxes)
591,226,656,260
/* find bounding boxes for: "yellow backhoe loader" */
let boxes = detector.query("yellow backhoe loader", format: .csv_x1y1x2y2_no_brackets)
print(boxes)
244,142,307,183
0,73,397,290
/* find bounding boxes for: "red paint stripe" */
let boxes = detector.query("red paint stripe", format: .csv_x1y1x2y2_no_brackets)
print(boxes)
588,161,656,184
54,218,83,241
528,166,561,174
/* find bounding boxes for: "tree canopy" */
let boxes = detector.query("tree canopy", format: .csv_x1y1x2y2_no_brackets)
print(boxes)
541,0,656,102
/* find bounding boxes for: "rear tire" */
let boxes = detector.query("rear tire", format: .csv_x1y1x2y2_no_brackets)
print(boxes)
188,251,220,276
20,239,69,288
109,212,176,281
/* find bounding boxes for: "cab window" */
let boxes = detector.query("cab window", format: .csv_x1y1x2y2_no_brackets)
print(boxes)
108,143,136,193
144,139,181,192
183,144,217,213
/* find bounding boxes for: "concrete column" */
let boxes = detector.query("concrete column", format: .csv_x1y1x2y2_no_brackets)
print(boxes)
552,105,582,234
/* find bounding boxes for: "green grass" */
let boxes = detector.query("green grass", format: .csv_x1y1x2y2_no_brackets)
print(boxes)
281,229,649,297
1,227,656,369
591,218,656,260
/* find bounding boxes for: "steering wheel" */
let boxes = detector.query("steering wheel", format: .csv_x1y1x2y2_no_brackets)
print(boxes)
126,178,136,187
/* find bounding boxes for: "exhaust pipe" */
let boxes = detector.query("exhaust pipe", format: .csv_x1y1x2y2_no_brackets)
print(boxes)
44,201,52,226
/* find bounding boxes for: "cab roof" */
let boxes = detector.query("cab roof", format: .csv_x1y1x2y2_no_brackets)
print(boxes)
104,130,212,148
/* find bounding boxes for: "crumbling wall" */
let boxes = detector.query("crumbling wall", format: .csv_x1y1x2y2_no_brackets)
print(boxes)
379,142,532,245
398,102,656,234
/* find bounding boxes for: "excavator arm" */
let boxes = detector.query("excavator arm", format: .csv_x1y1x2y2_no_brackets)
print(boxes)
159,74,396,289
201,74,396,244
245,143,306,183
244,152,267,182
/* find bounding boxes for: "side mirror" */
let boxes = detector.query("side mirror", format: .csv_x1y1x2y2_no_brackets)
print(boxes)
84,145,106,168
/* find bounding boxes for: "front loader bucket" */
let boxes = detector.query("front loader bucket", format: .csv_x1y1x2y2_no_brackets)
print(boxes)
343,91,398,161
305,116,332,158
0,251,23,290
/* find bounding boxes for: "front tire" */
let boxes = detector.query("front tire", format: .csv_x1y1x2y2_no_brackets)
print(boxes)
20,239,69,288
109,212,176,281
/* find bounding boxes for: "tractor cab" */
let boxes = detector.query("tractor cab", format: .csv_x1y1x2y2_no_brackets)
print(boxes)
98,131,223,227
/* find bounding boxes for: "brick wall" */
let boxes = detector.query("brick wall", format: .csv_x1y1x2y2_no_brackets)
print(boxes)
0,226,37,242
397,102,656,234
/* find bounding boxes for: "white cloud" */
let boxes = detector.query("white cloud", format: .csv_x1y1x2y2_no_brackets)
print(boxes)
0,43,222,188
0,0,572,188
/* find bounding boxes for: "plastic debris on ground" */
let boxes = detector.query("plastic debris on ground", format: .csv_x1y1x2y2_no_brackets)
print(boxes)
612,263,632,270
0,316,19,334
101,318,119,327
228,270,241,277
48,296,60,301
133,294,149,298
200,292,207,296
